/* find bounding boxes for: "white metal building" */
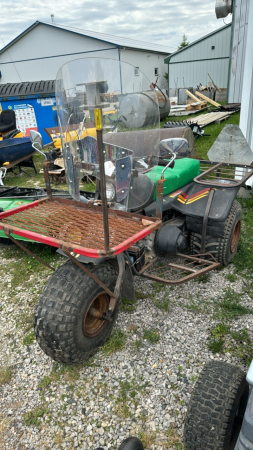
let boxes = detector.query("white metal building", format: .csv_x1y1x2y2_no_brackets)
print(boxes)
0,21,172,90
227,0,251,104
220,0,253,152
164,23,231,90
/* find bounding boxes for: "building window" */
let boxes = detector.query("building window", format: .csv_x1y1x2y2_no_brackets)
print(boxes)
154,68,159,76
134,67,139,76
211,45,215,50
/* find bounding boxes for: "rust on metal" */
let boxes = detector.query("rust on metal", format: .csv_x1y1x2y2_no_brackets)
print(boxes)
4,230,55,271
195,161,253,187
141,253,220,285
200,188,215,253
230,221,241,253
63,249,115,298
156,178,165,220
83,293,111,337
0,197,161,257
43,160,52,199
97,128,110,252
89,306,106,319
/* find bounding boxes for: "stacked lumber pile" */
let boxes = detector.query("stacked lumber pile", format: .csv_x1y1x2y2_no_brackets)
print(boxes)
189,111,233,128
185,90,208,111
169,89,240,121
184,91,239,127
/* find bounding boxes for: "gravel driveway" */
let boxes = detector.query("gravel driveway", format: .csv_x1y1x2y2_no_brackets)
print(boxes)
0,243,252,450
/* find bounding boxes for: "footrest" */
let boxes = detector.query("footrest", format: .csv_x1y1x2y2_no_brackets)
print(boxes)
142,253,220,285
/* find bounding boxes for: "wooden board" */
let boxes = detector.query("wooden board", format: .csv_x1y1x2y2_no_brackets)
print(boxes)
186,101,208,110
168,107,209,117
186,90,200,102
194,91,221,107
187,111,233,127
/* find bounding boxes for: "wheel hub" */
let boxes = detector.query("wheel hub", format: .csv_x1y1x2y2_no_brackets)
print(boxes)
83,292,110,337
231,220,241,253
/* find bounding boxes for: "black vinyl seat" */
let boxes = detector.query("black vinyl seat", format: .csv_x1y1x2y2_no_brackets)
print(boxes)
0,109,16,133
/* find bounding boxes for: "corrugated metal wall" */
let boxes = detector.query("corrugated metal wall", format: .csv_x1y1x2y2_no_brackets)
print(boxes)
228,0,250,103
168,24,231,89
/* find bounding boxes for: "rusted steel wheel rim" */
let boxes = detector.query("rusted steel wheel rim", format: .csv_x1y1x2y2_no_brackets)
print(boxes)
231,221,241,253
83,293,110,337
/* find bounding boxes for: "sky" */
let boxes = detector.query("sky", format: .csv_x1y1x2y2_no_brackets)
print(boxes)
0,0,232,52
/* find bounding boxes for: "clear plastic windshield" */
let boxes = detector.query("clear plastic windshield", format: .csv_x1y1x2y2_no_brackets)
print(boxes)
55,57,160,211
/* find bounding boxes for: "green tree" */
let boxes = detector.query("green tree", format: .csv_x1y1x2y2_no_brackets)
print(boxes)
178,33,189,50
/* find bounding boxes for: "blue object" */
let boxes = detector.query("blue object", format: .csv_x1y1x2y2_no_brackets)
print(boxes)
0,137,33,163
0,81,57,144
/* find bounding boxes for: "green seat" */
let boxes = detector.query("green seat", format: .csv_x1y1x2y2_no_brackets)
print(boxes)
146,158,200,200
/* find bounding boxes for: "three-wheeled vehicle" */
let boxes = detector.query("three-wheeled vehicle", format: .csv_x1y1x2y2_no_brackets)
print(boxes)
0,57,252,364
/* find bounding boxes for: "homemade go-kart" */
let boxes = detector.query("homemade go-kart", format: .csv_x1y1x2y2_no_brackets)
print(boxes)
0,57,252,364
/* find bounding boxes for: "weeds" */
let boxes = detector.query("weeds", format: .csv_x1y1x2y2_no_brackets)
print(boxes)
0,419,8,443
226,273,237,282
120,297,137,313
228,328,253,365
153,282,164,293
113,378,149,419
165,426,183,449
102,329,127,355
22,331,35,345
0,242,62,289
193,273,210,284
233,196,253,274
207,337,224,353
23,405,49,427
211,323,230,338
215,288,251,320
38,364,81,391
53,430,64,445
143,328,160,344
0,365,12,385
155,296,170,312
134,339,142,349
137,429,157,448
208,322,253,364
135,291,148,300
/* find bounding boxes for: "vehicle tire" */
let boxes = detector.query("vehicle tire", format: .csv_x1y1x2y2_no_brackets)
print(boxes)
118,437,144,450
184,361,249,450
34,260,119,364
190,200,242,266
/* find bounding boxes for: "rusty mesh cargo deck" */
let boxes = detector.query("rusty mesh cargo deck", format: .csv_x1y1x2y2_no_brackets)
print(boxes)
0,197,161,258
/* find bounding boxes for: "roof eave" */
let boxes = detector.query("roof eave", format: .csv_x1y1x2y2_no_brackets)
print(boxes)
164,22,232,63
